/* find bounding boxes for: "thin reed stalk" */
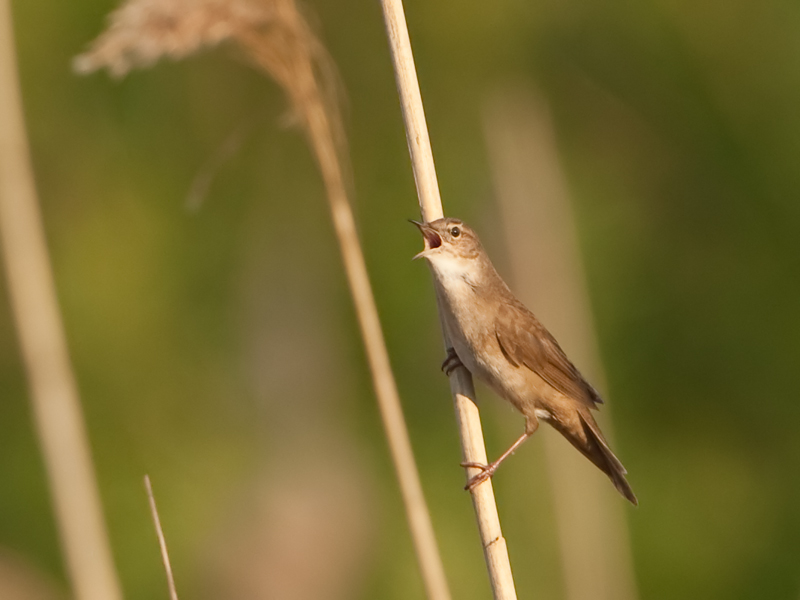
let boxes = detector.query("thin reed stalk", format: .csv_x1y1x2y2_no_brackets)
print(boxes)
76,2,451,598
0,2,123,600
144,476,180,600
379,1,518,598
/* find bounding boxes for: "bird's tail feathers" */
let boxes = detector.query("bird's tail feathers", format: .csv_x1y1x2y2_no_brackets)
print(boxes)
577,413,638,506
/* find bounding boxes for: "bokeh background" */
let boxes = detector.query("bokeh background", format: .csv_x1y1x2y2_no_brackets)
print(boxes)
2,0,799,598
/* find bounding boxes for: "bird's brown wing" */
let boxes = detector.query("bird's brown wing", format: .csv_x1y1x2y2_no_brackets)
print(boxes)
494,300,603,408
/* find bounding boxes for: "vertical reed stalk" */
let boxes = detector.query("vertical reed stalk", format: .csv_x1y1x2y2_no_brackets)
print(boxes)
379,1,518,598
483,84,639,600
0,2,123,600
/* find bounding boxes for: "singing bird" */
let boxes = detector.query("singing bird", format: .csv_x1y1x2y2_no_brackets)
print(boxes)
413,217,637,505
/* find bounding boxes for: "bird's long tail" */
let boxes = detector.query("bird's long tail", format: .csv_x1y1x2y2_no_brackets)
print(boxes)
553,411,638,505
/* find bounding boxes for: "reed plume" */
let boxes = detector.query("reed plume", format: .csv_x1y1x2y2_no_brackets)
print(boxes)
77,2,451,598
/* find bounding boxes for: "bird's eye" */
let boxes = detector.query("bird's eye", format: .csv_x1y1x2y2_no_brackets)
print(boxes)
450,227,461,238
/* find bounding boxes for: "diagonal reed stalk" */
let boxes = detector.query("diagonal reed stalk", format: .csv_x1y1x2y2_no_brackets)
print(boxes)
144,476,180,600
0,2,124,600
76,1,451,598
379,1,518,598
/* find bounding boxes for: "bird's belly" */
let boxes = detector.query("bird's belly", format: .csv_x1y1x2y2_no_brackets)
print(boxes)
450,327,541,413
438,285,542,411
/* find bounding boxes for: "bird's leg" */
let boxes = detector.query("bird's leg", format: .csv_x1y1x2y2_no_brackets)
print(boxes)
462,431,532,490
441,347,464,376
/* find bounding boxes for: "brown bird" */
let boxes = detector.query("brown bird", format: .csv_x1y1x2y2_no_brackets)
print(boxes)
413,217,637,505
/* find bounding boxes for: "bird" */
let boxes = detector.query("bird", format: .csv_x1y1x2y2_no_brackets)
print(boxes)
412,217,637,505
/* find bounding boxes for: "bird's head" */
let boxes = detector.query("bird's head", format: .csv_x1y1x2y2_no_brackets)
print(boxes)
411,218,485,281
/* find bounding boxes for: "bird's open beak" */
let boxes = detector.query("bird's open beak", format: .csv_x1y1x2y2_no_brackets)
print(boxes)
409,220,442,260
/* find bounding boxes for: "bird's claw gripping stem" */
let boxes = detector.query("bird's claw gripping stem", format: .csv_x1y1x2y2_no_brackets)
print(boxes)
461,461,498,490
441,348,464,376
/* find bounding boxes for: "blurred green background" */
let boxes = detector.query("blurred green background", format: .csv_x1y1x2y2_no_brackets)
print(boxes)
2,0,799,598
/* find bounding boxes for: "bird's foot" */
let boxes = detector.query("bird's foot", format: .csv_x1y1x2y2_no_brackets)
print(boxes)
441,348,464,376
461,461,499,490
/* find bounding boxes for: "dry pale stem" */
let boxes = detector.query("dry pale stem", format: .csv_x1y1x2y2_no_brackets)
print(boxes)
77,2,450,599
0,2,123,600
144,476,180,600
379,0,518,598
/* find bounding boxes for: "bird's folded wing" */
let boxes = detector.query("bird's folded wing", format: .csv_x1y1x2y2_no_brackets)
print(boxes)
494,301,603,408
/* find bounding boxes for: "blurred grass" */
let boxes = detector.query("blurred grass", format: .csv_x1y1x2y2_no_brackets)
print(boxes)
1,0,799,598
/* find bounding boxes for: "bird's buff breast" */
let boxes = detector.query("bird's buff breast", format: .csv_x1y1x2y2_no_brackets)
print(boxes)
436,279,537,411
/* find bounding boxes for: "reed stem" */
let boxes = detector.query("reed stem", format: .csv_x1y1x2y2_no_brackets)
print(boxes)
0,2,123,599
379,1,518,597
